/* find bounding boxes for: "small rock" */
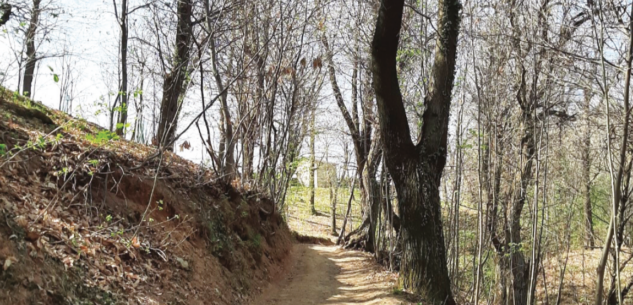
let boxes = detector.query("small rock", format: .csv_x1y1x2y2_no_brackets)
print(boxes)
175,257,190,270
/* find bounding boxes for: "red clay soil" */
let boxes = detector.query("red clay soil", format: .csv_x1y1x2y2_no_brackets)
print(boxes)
0,88,292,305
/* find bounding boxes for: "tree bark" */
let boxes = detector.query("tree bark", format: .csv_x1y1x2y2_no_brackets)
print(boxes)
370,0,460,302
337,175,357,245
346,157,381,252
330,185,337,235
115,0,129,137
156,0,192,150
309,106,317,215
22,0,41,97
210,35,236,179
582,87,595,248
0,3,11,26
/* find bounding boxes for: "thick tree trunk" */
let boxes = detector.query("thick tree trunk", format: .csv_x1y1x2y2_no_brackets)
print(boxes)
22,0,41,97
394,159,455,304
363,166,380,252
156,0,192,150
370,0,460,302
507,97,536,305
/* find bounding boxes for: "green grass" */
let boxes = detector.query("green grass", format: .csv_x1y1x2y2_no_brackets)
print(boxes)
285,186,363,237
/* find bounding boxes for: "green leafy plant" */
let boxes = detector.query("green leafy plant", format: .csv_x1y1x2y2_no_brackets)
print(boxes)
251,234,262,248
54,133,63,144
85,130,119,145
115,122,130,131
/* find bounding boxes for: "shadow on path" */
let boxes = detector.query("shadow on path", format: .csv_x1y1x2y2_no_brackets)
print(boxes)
251,244,416,305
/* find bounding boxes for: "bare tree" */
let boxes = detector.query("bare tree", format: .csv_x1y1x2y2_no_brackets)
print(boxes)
21,0,41,97
156,0,192,150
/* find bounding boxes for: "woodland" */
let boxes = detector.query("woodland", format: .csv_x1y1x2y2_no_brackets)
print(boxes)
0,0,633,304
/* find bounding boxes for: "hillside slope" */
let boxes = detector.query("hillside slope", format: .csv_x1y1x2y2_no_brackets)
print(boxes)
0,87,292,305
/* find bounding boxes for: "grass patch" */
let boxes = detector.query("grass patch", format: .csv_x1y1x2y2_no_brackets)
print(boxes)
284,186,362,238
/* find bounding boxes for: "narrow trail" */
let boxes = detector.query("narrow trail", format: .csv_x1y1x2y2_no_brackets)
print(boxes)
252,244,414,305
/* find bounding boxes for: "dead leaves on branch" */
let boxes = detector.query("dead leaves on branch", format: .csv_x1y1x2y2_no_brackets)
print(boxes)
179,140,191,152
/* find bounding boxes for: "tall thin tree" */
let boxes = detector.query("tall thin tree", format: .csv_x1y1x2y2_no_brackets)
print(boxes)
22,0,41,97
156,0,193,150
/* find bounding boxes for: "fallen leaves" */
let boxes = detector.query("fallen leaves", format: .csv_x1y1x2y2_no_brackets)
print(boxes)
0,96,261,305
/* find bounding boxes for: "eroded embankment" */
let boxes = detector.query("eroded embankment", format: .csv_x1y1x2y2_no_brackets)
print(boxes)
0,87,292,305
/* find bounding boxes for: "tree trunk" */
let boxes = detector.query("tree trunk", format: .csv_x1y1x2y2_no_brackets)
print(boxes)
321,32,379,252
116,0,129,137
210,35,236,179
243,45,266,180
132,63,145,143
309,107,317,215
346,166,380,252
330,186,337,235
337,175,357,245
396,160,455,303
22,0,41,97
156,0,192,150
582,87,595,248
595,4,633,303
507,84,537,305
370,0,460,302
486,118,508,303
1,3,12,27
344,135,383,251
363,164,380,252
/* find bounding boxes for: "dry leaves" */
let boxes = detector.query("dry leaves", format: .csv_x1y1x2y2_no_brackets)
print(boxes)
3,256,17,270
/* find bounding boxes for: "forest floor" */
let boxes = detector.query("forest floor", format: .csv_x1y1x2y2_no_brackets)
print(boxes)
251,243,418,305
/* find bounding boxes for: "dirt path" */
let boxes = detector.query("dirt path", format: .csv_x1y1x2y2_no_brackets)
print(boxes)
252,244,415,305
